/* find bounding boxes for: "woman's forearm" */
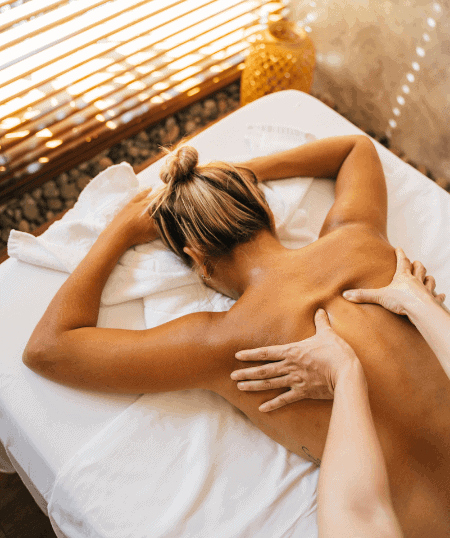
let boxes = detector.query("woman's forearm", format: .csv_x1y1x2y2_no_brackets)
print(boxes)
318,361,403,538
235,135,364,182
24,227,131,359
406,295,450,380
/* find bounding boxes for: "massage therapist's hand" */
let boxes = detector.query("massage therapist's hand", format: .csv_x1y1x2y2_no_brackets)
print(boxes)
343,247,446,316
231,309,361,412
106,187,160,246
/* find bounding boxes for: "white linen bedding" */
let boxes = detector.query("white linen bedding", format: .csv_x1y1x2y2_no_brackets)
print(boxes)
1,89,449,538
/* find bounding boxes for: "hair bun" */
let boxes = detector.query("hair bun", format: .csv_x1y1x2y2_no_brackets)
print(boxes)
160,145,199,185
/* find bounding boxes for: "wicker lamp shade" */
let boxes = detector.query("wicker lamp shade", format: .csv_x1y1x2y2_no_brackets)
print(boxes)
240,19,316,106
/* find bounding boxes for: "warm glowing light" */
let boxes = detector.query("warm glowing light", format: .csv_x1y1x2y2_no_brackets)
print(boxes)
24,110,40,119
5,131,30,138
36,128,53,137
153,82,170,91
0,166,6,172
0,118,21,129
187,87,200,96
129,81,147,90
1,0,284,179
46,139,63,148
94,99,115,110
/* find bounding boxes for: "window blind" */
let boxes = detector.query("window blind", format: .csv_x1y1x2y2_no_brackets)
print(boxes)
0,0,286,194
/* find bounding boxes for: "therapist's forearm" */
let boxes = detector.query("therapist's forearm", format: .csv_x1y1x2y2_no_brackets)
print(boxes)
318,362,403,538
234,135,364,182
406,295,450,380
25,227,130,355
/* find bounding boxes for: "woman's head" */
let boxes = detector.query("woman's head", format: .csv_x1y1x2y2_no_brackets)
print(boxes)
151,143,275,274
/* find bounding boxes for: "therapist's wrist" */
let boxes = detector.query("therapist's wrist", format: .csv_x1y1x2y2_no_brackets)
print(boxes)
334,359,367,394
404,291,443,325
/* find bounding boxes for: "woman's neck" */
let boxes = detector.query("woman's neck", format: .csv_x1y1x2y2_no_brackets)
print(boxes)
211,230,289,300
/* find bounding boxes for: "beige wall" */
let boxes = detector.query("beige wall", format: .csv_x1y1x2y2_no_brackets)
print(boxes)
289,0,450,180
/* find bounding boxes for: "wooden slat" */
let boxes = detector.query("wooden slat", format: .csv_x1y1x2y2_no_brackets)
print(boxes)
1,10,259,158
0,0,109,53
0,64,240,202
0,0,187,85
1,11,256,165
0,0,218,105
0,0,70,33
0,72,240,263
0,0,18,8
0,0,251,122
1,27,252,169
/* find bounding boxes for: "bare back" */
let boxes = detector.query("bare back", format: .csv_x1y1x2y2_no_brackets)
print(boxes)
208,225,450,538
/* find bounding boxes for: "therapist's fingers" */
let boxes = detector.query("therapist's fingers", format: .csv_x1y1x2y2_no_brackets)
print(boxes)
235,345,287,362
412,260,427,282
394,247,412,275
237,375,291,392
259,390,300,412
313,308,332,332
435,293,446,304
231,361,288,381
342,287,381,304
424,275,436,293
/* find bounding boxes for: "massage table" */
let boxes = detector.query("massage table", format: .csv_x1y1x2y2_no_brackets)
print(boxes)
1,90,449,538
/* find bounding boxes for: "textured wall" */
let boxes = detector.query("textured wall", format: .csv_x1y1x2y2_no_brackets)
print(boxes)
289,0,450,181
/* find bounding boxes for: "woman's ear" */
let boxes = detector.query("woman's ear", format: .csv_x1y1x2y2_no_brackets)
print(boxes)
183,246,205,269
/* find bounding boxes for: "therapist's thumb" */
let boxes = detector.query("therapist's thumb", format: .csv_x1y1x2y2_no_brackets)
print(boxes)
342,288,381,305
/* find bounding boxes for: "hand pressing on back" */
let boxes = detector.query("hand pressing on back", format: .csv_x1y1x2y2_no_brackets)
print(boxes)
342,247,446,315
231,309,361,412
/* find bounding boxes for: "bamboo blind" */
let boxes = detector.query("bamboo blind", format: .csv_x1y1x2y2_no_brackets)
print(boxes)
0,0,286,193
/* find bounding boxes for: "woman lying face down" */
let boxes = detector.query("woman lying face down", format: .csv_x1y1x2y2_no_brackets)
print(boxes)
24,136,450,538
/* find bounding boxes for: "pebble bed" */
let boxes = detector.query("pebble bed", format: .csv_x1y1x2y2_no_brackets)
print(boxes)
1,80,449,252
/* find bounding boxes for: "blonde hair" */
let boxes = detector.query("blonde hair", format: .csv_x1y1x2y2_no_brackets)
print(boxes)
150,143,274,267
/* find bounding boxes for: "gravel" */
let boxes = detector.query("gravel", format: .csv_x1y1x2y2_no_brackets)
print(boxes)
1,79,449,251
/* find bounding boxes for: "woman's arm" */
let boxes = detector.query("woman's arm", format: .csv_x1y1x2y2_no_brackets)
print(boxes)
22,189,225,394
319,359,403,538
343,247,450,379
234,134,362,182
234,134,388,239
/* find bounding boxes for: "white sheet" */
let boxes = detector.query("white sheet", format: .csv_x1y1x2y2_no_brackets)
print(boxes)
1,89,449,538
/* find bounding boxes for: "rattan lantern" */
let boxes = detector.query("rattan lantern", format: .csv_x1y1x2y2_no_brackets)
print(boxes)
240,19,316,106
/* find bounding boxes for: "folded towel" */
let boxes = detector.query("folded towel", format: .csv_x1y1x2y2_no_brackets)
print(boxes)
8,124,317,317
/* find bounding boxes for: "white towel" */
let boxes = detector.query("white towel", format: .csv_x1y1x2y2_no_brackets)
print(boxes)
7,124,317,327
48,390,319,538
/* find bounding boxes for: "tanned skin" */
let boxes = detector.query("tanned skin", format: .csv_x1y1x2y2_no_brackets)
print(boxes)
24,135,450,537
